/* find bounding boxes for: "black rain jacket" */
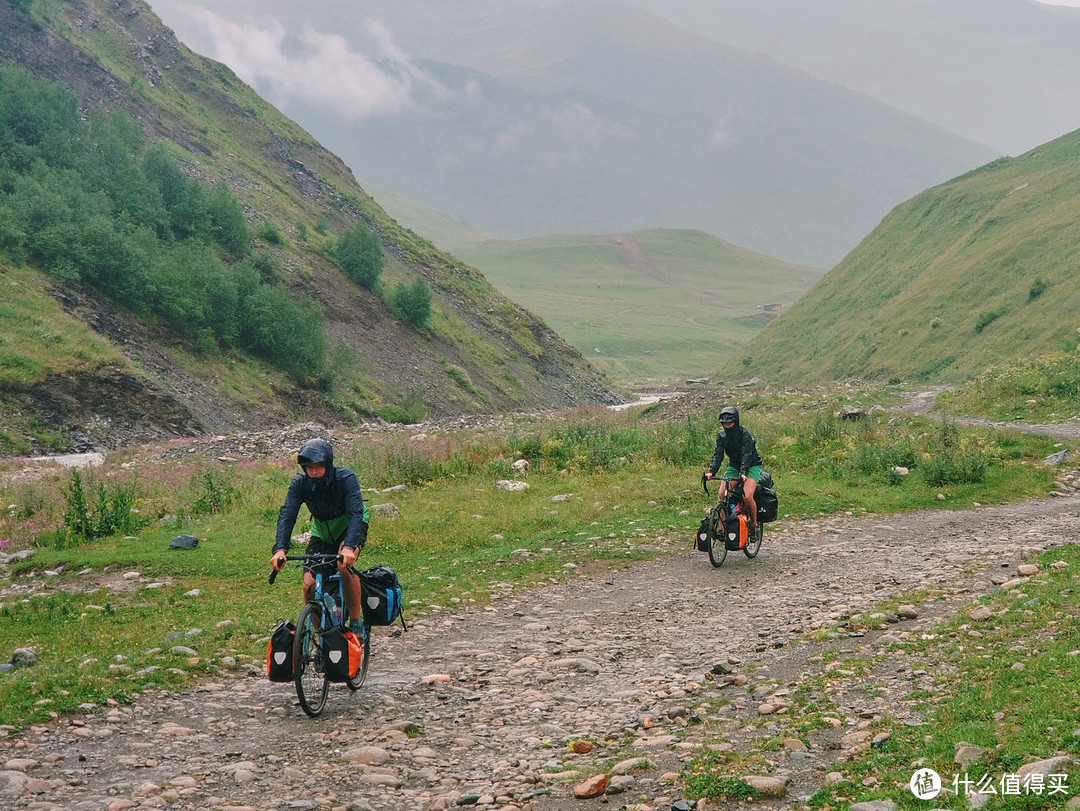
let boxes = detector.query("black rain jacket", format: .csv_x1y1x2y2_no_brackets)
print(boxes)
274,438,369,552
708,411,763,477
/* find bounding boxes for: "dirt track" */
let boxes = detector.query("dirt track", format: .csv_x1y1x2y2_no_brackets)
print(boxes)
4,485,1080,811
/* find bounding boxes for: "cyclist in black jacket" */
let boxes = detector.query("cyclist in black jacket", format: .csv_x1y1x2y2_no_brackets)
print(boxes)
271,438,370,637
705,406,764,531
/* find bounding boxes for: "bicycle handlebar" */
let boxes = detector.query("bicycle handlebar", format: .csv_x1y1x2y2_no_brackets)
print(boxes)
268,553,361,585
702,472,743,498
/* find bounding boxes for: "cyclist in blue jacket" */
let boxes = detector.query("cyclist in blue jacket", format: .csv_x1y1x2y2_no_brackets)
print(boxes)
705,406,763,532
271,438,369,637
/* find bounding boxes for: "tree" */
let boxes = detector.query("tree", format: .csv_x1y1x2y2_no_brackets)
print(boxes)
336,222,383,290
208,183,250,257
393,277,432,328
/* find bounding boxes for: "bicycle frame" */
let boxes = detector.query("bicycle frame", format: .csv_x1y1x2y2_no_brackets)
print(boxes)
312,570,347,628
268,552,370,716
700,473,762,566
270,553,350,626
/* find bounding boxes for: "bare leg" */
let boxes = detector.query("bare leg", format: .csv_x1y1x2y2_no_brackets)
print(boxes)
743,478,759,529
339,565,363,622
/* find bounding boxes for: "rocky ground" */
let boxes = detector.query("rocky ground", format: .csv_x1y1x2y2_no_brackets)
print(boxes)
2,394,1080,811
2,487,1080,811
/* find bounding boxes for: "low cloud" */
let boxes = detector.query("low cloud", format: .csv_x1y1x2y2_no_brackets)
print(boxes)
172,6,437,119
546,104,634,144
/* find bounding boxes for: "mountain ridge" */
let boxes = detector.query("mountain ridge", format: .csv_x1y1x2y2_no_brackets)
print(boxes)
145,0,999,267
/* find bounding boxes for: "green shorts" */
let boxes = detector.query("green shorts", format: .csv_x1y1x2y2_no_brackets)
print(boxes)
723,465,763,482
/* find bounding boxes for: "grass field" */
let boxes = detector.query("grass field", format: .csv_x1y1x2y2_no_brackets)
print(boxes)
365,186,825,387
451,229,822,386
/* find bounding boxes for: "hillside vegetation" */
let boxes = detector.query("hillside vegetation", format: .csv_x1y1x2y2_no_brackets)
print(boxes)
724,129,1080,385
0,0,619,454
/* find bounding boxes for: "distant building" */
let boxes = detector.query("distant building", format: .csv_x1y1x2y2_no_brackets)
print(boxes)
759,303,783,312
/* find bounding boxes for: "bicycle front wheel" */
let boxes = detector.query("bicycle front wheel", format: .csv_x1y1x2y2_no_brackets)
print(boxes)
346,625,370,691
744,522,763,558
294,603,329,717
708,506,727,568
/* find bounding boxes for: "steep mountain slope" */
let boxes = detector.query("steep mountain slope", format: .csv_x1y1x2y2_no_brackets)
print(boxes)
145,0,997,268
722,129,1080,385
0,0,620,453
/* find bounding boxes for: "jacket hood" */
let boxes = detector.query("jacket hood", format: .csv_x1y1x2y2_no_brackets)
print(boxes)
296,438,334,469
719,407,740,430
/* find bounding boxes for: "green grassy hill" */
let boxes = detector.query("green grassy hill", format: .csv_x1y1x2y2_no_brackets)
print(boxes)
724,129,1080,385
456,230,823,387
366,185,824,386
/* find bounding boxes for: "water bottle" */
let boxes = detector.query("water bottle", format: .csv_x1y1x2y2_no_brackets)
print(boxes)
327,592,341,624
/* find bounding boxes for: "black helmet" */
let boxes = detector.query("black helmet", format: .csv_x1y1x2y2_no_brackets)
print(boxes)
718,406,739,425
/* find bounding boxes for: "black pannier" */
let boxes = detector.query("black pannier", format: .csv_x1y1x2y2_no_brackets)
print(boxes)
266,620,295,682
756,471,779,523
695,514,711,552
358,565,406,628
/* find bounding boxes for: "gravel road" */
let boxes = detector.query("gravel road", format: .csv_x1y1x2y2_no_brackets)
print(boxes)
3,484,1080,811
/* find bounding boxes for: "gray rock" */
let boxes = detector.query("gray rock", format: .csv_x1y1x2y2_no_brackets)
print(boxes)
9,648,37,669
371,503,402,519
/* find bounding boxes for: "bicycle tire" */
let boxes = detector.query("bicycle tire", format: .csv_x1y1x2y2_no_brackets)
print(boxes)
294,602,329,717
708,505,727,568
744,521,763,558
346,626,370,691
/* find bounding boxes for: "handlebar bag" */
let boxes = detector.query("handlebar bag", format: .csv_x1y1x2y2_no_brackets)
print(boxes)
266,620,296,682
359,565,406,628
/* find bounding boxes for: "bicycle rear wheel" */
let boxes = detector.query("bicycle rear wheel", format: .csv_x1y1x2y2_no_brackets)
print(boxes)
346,625,370,691
744,522,763,558
708,505,727,568
293,603,329,717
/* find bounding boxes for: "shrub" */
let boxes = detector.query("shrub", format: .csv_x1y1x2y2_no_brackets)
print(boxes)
921,451,987,486
208,183,251,257
258,220,284,246
393,277,432,328
236,286,327,379
336,222,383,290
192,469,239,516
974,307,1006,334
58,469,142,547
1028,277,1048,301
